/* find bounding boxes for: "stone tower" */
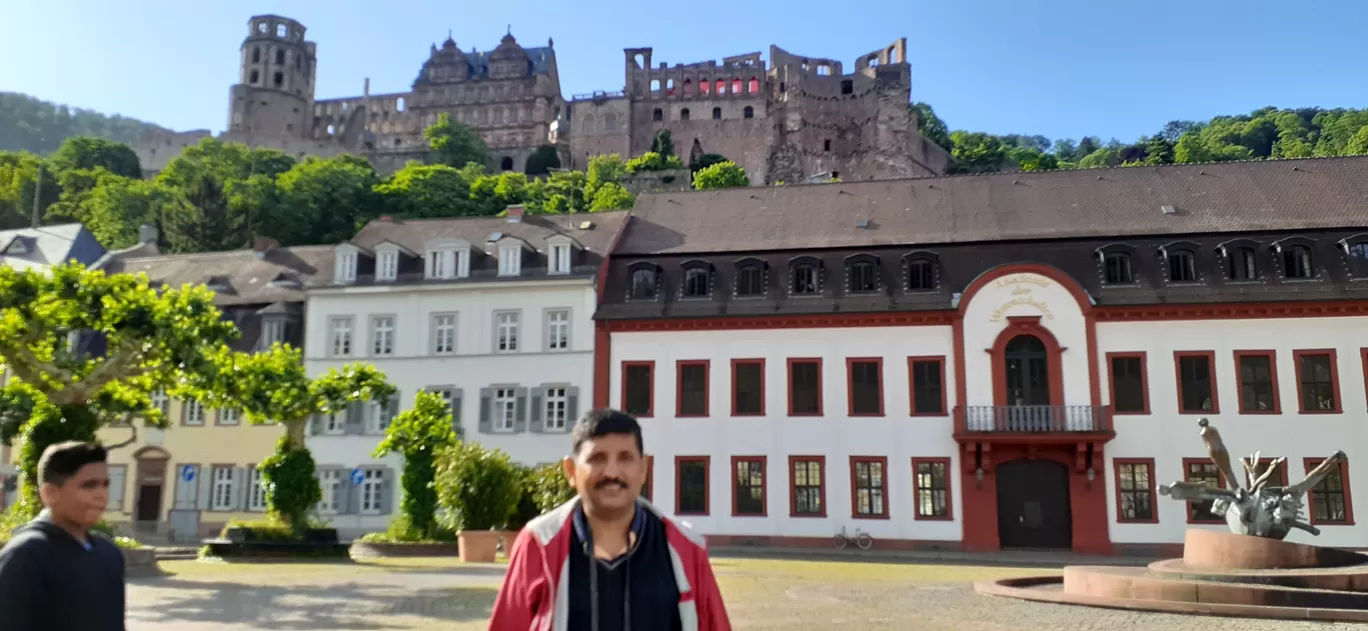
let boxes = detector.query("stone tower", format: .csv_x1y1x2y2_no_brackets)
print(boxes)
228,15,317,140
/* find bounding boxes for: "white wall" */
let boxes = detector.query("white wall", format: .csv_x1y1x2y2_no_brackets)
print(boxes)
1098,316,1368,549
304,280,598,535
610,325,960,541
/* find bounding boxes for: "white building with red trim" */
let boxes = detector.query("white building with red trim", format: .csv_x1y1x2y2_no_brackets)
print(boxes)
592,157,1368,554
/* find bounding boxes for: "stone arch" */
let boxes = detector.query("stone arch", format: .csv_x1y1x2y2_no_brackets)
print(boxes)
132,446,171,461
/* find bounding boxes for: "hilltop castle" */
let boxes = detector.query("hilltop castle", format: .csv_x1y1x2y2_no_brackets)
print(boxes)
133,15,949,183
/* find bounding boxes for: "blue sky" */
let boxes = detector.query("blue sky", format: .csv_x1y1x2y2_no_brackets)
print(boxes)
4,0,1365,145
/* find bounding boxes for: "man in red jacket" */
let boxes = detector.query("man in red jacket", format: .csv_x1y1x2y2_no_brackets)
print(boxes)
489,409,732,631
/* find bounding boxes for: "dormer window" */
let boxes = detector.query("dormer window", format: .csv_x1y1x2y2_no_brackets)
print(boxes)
426,241,471,280
734,259,767,298
628,264,659,300
681,262,712,299
205,275,232,292
846,255,879,294
260,316,285,350
335,250,357,283
499,244,522,276
1159,242,1199,283
428,250,451,279
903,253,938,292
1103,253,1132,284
547,238,574,275
1339,235,1368,278
377,251,398,281
1216,240,1260,282
1282,245,1314,279
791,257,822,296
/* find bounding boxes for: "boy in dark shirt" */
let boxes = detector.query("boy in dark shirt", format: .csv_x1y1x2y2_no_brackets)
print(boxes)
0,441,126,631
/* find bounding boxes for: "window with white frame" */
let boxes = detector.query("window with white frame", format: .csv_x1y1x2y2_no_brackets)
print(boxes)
427,249,451,279
496,311,519,353
368,398,399,434
495,388,518,431
318,470,342,514
499,245,521,276
211,466,236,511
432,313,457,354
322,410,346,435
218,408,240,426
371,315,395,356
377,251,398,281
456,248,470,278
150,388,170,418
360,469,385,514
261,317,285,349
546,310,570,351
247,467,267,511
184,400,205,426
544,387,568,431
550,243,572,275
336,251,357,282
329,317,353,357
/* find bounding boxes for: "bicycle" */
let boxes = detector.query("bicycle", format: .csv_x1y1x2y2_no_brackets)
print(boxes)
833,526,873,550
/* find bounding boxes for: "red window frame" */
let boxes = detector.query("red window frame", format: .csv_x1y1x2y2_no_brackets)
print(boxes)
788,455,826,518
907,356,947,417
1233,350,1281,414
1181,456,1227,524
910,457,952,520
642,454,654,501
1106,352,1150,415
1293,349,1342,414
846,357,885,417
674,456,710,516
786,358,824,417
675,360,710,418
730,358,766,417
730,456,767,517
1112,458,1158,524
1303,457,1355,526
620,361,655,418
849,456,889,519
1173,351,1220,414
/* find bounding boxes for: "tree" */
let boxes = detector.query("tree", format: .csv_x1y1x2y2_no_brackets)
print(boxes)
374,162,477,219
373,390,457,538
524,145,561,176
50,137,141,179
689,153,728,174
947,131,1006,174
0,152,59,229
625,152,684,173
692,161,750,190
435,441,522,532
0,264,239,515
588,182,635,211
271,155,382,246
651,129,676,157
198,345,395,533
0,92,160,155
584,154,628,202
910,103,953,152
424,113,490,169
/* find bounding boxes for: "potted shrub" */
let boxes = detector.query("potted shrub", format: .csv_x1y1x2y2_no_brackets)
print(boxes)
436,441,520,562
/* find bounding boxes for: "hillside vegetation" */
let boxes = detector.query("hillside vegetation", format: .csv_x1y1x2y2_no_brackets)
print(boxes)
0,92,164,155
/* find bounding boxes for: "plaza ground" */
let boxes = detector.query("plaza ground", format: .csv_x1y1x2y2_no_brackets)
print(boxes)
127,555,1361,630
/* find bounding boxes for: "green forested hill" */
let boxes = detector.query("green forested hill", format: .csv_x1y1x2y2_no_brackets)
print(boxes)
0,92,166,155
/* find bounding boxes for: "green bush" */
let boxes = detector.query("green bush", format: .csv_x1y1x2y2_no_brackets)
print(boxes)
625,152,685,174
359,514,457,544
373,390,456,539
435,442,521,531
259,436,321,534
217,515,324,542
113,536,144,550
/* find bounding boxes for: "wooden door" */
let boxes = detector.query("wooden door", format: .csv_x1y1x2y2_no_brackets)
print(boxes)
996,459,1072,549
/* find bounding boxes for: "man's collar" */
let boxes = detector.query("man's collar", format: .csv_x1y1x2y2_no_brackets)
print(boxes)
573,498,645,542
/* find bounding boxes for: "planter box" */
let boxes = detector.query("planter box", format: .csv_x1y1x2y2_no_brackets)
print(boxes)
203,539,351,559
349,541,461,559
121,547,161,577
459,531,503,563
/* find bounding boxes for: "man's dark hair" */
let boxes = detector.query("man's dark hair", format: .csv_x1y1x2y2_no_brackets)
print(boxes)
38,441,107,487
571,409,643,456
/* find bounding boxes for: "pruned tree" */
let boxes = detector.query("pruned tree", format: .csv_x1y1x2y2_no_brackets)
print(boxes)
374,390,457,538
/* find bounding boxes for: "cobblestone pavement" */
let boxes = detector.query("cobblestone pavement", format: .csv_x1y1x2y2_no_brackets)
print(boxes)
126,558,1362,630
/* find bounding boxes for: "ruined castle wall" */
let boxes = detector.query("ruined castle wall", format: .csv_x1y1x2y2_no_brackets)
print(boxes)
133,129,215,175
567,96,631,169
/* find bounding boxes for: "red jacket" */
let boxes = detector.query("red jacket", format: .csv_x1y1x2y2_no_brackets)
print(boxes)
488,497,732,631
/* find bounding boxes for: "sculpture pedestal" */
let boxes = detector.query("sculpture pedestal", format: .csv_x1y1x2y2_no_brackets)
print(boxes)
977,529,1368,621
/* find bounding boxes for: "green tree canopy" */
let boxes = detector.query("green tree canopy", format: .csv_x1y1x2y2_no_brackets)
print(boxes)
692,161,750,190
375,162,477,219
0,92,161,155
374,390,457,538
425,113,490,169
51,137,142,179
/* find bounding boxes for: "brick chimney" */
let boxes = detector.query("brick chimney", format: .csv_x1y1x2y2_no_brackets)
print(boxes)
253,236,279,260
506,205,525,223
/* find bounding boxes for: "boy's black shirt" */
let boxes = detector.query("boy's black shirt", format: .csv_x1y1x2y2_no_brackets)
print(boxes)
0,513,126,631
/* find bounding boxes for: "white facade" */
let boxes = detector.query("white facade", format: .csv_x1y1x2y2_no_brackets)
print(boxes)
303,278,598,536
608,267,1368,551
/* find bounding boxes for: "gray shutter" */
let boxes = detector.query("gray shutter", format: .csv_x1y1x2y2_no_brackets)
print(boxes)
386,393,400,425
478,388,493,434
567,386,580,426
345,470,361,515
381,468,395,515
529,387,544,433
196,467,213,510
451,389,464,436
232,467,248,510
514,387,528,433
310,414,322,435
344,402,364,435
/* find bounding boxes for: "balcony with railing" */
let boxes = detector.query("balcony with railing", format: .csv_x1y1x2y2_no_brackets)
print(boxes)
954,405,1114,440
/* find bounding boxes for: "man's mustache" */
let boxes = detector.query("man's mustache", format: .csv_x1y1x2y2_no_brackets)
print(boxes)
595,479,628,490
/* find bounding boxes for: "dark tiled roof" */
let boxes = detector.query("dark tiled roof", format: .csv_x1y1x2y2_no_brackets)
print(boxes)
102,246,335,306
350,212,629,258
618,156,1368,255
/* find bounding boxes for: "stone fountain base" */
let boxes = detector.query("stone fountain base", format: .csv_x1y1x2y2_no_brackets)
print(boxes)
977,529,1368,621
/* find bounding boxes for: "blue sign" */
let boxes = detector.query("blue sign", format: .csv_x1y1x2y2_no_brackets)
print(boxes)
180,465,196,482
350,469,365,486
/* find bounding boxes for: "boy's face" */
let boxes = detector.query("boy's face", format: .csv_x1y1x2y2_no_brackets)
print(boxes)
40,462,109,529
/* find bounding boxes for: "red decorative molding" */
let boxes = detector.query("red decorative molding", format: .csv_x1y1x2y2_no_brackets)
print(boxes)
1304,457,1355,526
990,316,1065,407
642,454,654,501
849,456,890,520
602,311,953,332
1105,352,1150,415
674,455,710,516
1112,458,1158,524
788,455,827,518
1094,301,1368,322
907,356,948,417
675,359,710,418
911,457,954,520
786,358,824,417
1173,351,1220,415
730,358,766,417
1293,349,1343,414
730,456,767,517
1232,350,1281,415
